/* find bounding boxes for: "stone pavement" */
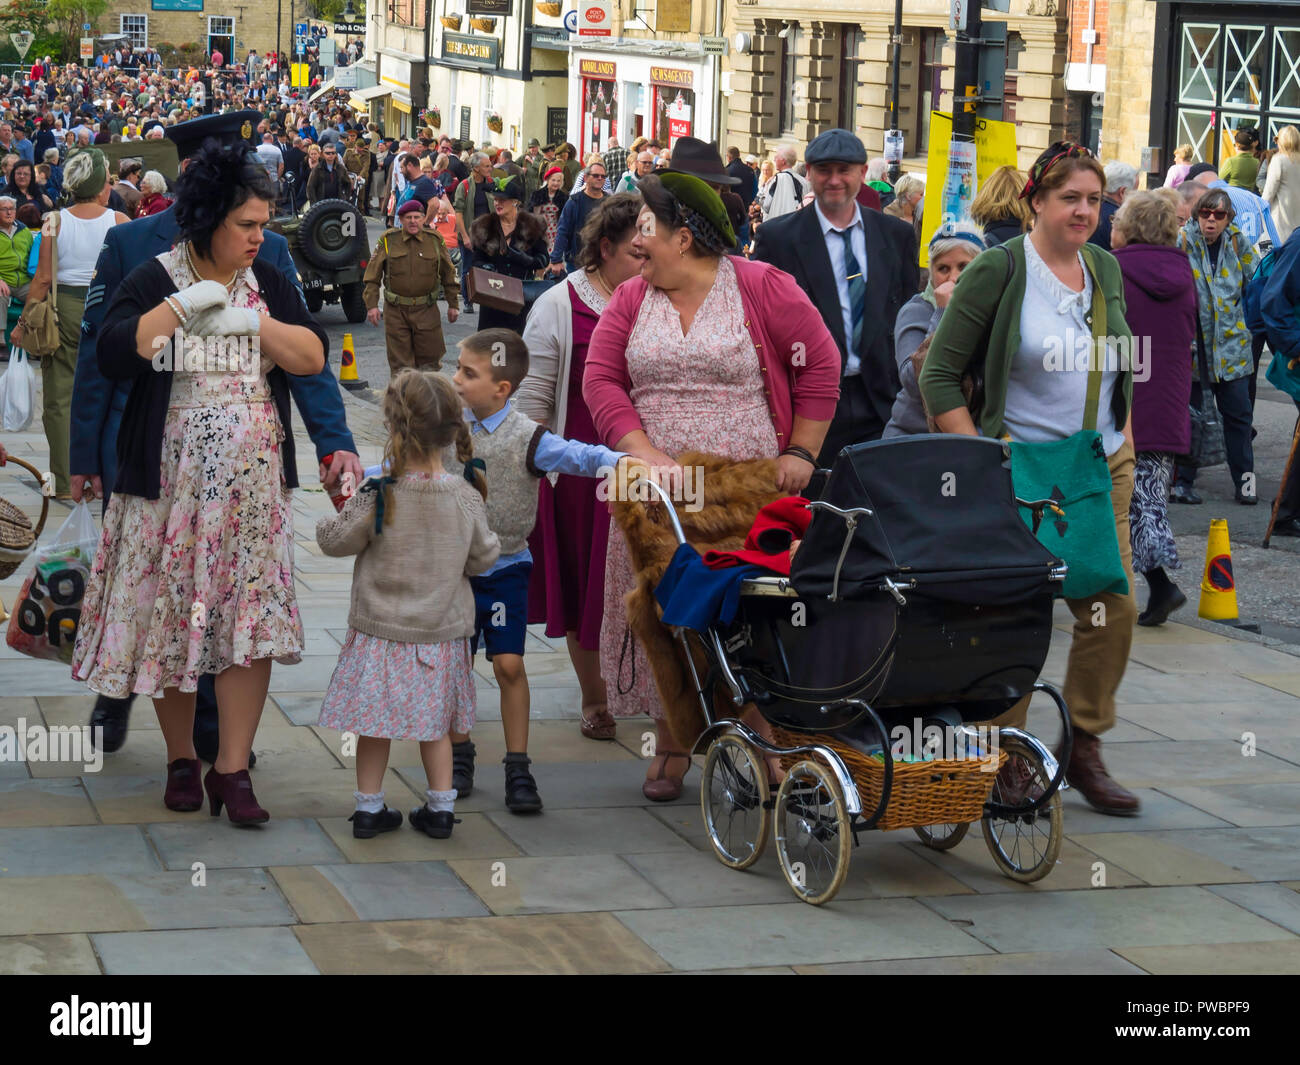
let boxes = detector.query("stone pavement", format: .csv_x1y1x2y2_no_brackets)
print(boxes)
2,379,1300,975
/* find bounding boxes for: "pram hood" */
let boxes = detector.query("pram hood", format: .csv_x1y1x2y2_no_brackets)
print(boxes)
790,435,1063,603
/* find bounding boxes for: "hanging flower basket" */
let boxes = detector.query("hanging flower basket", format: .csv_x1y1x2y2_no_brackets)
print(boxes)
486,112,503,133
422,107,441,129
470,16,497,32
440,14,462,30
535,1,562,15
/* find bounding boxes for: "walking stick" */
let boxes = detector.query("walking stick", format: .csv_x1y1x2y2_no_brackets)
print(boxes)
1264,411,1300,548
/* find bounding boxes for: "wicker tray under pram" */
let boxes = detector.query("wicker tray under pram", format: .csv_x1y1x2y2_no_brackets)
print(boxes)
0,455,50,580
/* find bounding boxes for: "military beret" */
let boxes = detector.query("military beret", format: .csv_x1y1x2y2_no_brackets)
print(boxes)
396,199,424,217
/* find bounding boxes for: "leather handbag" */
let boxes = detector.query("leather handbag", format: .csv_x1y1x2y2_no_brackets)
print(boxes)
467,266,524,315
1186,313,1228,469
19,211,59,360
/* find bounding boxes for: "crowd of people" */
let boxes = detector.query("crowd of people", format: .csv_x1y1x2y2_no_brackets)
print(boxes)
6,52,1300,843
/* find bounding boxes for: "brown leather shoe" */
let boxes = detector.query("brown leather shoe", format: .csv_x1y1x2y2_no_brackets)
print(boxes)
1060,729,1140,816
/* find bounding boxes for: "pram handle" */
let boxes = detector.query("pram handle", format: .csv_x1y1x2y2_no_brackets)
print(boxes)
630,475,689,546
805,500,875,601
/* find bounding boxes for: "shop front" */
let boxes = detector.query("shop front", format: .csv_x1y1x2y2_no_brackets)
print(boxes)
376,52,426,138
567,45,714,154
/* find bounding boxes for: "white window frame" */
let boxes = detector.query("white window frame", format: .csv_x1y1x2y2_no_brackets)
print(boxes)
120,14,148,51
208,16,235,39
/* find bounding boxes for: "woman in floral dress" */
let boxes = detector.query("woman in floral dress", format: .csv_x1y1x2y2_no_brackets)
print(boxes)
72,142,327,823
583,173,841,799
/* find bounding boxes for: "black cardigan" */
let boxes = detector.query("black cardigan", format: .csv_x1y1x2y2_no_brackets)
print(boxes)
98,256,329,500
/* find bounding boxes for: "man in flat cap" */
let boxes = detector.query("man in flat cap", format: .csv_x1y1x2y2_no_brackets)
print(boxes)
69,109,364,759
364,198,459,374
752,128,919,464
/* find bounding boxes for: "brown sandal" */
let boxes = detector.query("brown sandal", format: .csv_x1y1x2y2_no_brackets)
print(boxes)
642,750,691,802
579,708,617,741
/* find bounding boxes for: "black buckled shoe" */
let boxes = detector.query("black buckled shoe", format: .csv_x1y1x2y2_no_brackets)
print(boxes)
1169,484,1202,504
348,806,403,838
451,739,476,798
89,694,132,753
409,805,459,839
504,754,543,814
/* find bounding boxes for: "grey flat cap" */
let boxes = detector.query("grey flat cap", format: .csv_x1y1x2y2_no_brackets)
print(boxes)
805,128,867,166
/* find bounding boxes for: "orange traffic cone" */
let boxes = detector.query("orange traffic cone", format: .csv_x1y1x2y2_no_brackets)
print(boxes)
339,332,367,391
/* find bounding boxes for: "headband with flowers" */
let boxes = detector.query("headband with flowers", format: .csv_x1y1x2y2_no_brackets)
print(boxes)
1019,141,1094,200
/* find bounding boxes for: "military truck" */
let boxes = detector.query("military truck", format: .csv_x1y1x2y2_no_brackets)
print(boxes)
267,173,369,322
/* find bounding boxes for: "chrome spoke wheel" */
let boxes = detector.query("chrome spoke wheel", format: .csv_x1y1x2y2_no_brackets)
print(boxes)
913,820,972,851
774,760,851,905
700,736,770,870
981,734,1063,883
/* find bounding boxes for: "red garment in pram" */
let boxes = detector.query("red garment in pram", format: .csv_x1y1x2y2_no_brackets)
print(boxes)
701,495,811,576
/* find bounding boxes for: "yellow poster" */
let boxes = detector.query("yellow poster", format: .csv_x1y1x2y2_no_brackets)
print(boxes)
919,112,1018,266
291,62,311,88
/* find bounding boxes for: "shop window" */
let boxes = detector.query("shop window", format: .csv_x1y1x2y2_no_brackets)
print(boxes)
778,24,800,135
838,26,862,132
121,15,147,50
1273,27,1300,113
1180,24,1221,105
918,29,947,154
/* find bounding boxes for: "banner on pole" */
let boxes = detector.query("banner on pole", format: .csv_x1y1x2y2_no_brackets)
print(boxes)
919,111,1018,266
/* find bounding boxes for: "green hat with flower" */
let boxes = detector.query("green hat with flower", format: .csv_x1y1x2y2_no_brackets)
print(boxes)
658,170,736,251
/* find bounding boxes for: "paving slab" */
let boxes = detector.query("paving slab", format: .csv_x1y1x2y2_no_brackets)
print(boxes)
294,912,671,974
1115,939,1300,975
485,806,697,857
424,759,693,815
1158,781,1300,828
449,854,674,915
1118,700,1300,742
1054,787,1235,833
1240,672,1300,698
1128,640,1300,675
0,825,160,877
0,777,97,827
615,897,990,970
316,812,522,862
1099,739,1300,787
145,817,346,871
1070,832,1255,886
922,885,1297,952
905,833,1146,894
269,861,489,922
1135,826,1300,881
92,926,320,975
1208,882,1300,935
0,934,101,975
794,949,1146,975
1117,666,1297,707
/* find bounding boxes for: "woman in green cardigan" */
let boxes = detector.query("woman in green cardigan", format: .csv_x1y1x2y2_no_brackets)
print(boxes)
919,142,1140,818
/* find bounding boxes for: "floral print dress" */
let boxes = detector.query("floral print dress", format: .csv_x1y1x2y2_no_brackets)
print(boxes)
601,257,780,720
72,245,303,699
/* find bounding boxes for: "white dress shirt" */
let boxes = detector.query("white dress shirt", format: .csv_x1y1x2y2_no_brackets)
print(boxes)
814,200,868,375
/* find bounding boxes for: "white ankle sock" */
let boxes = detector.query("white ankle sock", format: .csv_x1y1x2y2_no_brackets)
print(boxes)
354,790,385,814
426,788,455,812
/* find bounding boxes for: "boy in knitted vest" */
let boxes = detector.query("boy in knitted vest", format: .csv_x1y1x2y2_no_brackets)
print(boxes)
447,328,625,811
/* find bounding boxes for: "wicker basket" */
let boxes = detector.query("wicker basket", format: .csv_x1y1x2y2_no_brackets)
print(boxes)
772,724,1006,831
536,0,562,15
470,16,497,31
0,456,50,580
439,14,462,29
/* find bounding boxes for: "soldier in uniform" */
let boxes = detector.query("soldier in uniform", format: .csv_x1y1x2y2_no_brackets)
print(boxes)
342,129,371,210
364,199,460,374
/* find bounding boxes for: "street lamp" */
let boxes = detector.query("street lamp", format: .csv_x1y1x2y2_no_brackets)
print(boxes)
342,0,359,20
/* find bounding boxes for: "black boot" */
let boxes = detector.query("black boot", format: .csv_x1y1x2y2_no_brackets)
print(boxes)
89,694,133,753
504,753,543,813
1138,568,1188,627
451,739,476,798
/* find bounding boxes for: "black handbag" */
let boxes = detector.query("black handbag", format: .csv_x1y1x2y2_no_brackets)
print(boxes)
1187,313,1227,469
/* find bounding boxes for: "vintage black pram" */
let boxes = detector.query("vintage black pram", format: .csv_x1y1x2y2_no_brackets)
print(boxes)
641,435,1074,905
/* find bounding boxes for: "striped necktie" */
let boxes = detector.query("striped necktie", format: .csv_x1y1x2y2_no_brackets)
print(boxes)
839,227,865,358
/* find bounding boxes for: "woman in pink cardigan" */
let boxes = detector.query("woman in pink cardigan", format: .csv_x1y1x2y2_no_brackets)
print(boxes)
583,173,840,800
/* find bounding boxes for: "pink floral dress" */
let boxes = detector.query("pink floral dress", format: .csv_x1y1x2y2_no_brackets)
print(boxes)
72,245,303,699
318,472,477,742
602,256,779,720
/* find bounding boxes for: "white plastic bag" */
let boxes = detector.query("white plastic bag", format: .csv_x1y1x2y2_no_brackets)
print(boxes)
0,348,36,431
6,501,100,664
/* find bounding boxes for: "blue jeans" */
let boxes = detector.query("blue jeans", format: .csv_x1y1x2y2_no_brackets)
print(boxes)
1176,375,1254,497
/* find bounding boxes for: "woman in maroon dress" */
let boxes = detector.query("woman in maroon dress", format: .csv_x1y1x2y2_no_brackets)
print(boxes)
517,194,645,740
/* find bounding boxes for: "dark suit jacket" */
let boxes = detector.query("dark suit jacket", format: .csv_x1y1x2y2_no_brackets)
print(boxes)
751,202,919,436
69,206,355,497
726,159,757,206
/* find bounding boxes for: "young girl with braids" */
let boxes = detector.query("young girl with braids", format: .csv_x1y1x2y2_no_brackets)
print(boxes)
316,370,500,840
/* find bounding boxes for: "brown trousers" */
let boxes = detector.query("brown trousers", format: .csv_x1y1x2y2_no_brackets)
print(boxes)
997,440,1137,736
384,302,446,375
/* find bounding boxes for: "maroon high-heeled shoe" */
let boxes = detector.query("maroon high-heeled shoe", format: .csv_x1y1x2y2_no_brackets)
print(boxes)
204,766,270,825
164,758,204,811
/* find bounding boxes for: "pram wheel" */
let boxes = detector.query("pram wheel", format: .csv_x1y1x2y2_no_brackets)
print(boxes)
701,735,771,870
913,821,971,851
981,734,1063,882
775,760,851,905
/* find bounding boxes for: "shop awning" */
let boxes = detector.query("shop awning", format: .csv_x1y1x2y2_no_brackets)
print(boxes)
308,78,334,102
391,94,412,114
349,84,391,110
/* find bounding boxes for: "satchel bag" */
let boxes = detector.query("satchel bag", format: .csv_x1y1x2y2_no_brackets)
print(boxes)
467,266,524,315
1008,246,1128,600
19,210,59,360
1186,313,1228,469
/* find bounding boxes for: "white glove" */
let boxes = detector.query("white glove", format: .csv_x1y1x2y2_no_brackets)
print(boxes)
187,306,261,337
170,279,229,320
